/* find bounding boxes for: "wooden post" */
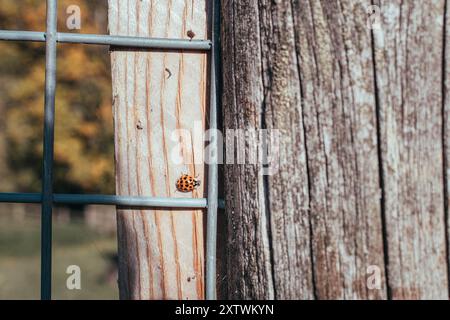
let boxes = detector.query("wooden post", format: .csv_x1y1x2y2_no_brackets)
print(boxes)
108,0,207,299
222,0,449,299
373,0,448,299
222,0,385,300
446,0,450,289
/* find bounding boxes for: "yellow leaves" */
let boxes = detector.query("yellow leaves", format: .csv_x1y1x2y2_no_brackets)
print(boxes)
0,0,46,31
6,106,39,144
77,122,98,138
54,137,83,164
9,65,46,101
53,137,114,193
0,1,114,194
0,0,19,16
97,100,112,122
21,3,46,31
58,46,105,81
82,159,113,192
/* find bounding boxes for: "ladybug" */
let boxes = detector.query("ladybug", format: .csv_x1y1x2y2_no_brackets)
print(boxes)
176,174,201,192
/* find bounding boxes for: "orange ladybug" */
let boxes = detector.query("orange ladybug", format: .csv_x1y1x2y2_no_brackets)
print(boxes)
176,174,201,192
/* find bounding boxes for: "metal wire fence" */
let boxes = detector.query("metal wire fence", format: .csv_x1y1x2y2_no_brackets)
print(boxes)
0,0,221,300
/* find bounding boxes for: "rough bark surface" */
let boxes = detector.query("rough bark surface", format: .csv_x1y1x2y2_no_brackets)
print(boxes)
223,0,449,299
108,0,207,299
373,0,448,299
445,0,450,299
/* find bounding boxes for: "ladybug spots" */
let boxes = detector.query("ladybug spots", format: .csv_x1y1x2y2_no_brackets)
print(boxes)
176,174,200,193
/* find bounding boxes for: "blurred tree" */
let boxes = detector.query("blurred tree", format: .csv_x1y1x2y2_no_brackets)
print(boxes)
0,0,114,194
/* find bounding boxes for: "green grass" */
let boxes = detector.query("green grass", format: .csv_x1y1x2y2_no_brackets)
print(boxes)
0,215,118,299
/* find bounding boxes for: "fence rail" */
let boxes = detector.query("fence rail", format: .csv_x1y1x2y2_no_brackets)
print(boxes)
0,30,212,50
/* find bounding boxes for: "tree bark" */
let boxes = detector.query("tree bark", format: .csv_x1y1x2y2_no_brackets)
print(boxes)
223,0,449,300
108,0,207,299
443,0,450,299
373,0,448,299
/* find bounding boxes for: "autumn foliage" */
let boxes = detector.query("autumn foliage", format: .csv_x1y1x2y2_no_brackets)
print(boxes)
0,0,114,194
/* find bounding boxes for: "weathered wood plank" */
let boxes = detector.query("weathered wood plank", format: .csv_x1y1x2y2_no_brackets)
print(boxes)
222,0,386,299
108,0,207,299
222,0,285,299
292,0,386,299
373,0,448,299
444,0,450,298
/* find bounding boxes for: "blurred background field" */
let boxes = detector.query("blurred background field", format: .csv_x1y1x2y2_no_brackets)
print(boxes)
0,1,118,299
0,205,118,299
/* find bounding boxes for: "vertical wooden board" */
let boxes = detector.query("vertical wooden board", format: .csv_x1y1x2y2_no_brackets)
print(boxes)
444,0,450,296
108,0,207,299
222,0,325,300
222,0,279,299
373,0,448,299
222,0,386,299
258,0,315,299
292,0,386,299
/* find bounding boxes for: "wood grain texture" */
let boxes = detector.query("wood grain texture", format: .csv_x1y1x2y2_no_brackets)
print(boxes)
373,0,449,299
294,0,387,300
445,0,450,297
223,0,450,300
222,0,280,298
108,0,207,299
222,0,386,299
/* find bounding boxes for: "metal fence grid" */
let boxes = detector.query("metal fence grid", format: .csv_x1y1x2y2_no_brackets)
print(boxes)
0,0,221,300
